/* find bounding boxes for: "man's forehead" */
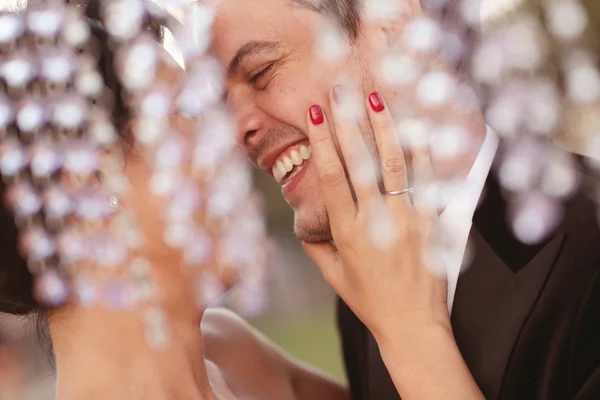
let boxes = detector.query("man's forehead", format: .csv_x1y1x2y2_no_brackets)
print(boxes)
214,0,306,13
212,0,314,35
211,0,313,61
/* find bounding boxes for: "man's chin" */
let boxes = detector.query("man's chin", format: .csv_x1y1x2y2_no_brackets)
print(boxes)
293,209,333,243
297,232,333,243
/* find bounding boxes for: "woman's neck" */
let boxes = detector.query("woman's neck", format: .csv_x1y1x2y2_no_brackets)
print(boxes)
49,304,216,400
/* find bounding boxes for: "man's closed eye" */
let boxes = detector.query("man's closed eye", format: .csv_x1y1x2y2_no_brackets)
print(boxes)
249,63,275,89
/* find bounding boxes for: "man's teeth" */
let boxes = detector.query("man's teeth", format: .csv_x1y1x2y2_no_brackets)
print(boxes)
273,145,312,183
290,149,302,165
300,146,311,159
283,156,293,172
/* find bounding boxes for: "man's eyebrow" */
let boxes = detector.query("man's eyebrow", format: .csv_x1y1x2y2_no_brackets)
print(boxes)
228,40,283,76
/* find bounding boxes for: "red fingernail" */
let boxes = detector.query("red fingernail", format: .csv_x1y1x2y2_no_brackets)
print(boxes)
369,92,385,112
309,105,324,125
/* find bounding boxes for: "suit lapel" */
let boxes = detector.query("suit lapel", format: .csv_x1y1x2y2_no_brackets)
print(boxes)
451,224,567,398
364,227,566,400
451,171,568,398
337,298,371,400
357,171,568,399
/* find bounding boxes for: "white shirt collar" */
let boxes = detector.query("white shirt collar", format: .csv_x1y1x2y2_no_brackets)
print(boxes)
439,126,499,312
441,126,499,223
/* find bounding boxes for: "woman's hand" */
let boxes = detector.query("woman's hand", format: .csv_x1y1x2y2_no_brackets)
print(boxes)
302,87,449,343
302,87,485,399
302,87,484,399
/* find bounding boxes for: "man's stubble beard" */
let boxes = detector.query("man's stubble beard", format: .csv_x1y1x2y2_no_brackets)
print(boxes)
293,202,333,243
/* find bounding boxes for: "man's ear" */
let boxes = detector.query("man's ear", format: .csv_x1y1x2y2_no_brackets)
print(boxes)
376,0,422,48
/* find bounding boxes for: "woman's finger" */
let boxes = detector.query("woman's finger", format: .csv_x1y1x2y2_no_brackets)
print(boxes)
365,92,411,210
329,85,381,206
411,143,436,216
305,104,357,225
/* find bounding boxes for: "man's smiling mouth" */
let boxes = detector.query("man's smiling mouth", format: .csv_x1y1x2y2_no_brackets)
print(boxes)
272,142,312,184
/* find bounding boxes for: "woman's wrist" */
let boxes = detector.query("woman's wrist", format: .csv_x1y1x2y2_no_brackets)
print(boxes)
371,309,452,350
374,316,484,399
376,317,453,358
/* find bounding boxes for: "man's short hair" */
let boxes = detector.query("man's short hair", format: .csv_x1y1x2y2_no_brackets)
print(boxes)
294,0,361,40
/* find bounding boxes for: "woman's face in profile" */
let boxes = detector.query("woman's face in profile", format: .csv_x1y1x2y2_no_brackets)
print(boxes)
114,48,240,294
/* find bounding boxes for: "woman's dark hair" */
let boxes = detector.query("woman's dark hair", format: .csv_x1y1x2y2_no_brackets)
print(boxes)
0,1,164,316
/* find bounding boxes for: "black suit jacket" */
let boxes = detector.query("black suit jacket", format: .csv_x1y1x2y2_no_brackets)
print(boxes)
337,162,600,400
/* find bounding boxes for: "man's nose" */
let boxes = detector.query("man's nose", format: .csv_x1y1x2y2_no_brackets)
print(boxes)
227,91,265,151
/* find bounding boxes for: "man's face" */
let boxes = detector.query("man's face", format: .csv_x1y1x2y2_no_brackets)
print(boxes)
212,0,373,243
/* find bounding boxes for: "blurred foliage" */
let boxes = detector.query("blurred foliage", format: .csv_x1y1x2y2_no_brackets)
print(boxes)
252,309,346,380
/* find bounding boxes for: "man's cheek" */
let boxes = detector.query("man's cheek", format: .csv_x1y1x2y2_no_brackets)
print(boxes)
269,86,308,127
276,72,327,124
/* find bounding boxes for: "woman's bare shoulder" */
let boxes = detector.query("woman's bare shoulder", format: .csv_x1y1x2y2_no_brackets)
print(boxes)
202,308,294,390
202,308,258,340
202,308,279,356
202,309,348,400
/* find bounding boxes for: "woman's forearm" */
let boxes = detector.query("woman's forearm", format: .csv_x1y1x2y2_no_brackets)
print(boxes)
376,322,484,400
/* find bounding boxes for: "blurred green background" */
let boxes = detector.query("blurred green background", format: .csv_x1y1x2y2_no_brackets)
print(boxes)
252,310,344,379
247,169,345,380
